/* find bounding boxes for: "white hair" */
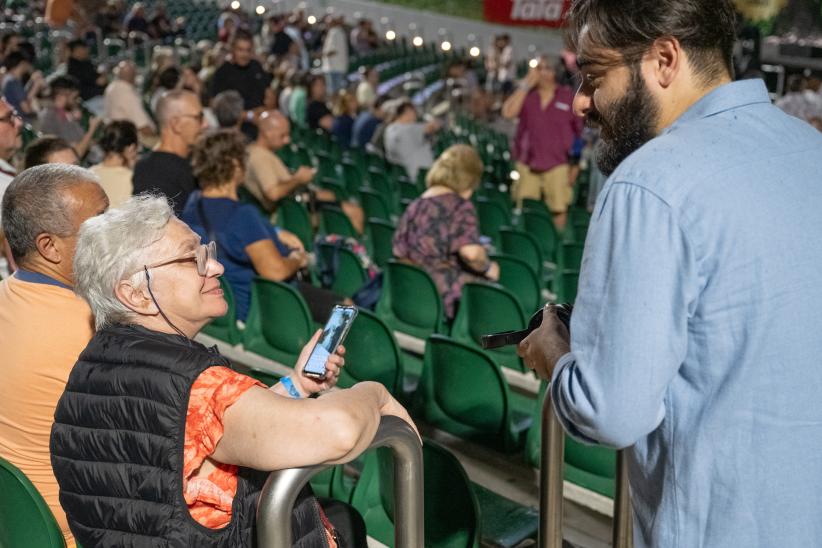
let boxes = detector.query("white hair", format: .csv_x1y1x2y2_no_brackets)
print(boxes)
73,195,174,330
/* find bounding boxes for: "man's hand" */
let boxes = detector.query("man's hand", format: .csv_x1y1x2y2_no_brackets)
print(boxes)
294,166,316,185
288,249,309,269
292,329,346,394
277,229,305,252
517,304,571,380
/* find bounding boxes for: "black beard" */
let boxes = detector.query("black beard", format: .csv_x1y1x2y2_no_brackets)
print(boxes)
589,66,660,176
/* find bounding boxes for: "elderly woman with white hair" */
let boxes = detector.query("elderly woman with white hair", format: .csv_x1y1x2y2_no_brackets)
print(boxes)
50,195,416,548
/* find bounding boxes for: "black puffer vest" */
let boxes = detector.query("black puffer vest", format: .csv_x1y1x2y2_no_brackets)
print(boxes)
50,324,330,548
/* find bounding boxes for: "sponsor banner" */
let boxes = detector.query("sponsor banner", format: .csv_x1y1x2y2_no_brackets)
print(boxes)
484,0,571,28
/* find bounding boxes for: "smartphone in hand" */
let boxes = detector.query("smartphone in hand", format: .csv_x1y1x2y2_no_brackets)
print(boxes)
303,305,359,379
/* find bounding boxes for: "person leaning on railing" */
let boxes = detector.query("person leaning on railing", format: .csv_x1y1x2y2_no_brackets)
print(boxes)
50,195,418,548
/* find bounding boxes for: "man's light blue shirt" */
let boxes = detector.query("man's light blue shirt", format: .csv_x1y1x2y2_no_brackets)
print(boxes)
551,79,822,547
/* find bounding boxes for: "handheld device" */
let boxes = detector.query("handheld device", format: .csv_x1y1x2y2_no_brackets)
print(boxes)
302,305,359,379
481,304,573,349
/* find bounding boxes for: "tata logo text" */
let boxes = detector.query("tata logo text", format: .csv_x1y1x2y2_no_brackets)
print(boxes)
511,0,565,21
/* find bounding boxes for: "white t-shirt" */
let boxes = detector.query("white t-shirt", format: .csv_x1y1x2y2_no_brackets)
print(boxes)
384,122,434,181
322,26,349,73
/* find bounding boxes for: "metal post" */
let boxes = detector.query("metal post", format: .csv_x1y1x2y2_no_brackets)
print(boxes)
539,390,565,548
256,415,423,548
539,389,634,548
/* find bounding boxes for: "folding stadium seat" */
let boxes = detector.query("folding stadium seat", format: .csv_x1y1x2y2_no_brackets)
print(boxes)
0,456,65,548
367,168,399,213
524,384,616,498
417,335,533,452
554,241,584,303
493,254,542,313
375,260,446,340
315,242,368,298
202,277,242,346
450,282,526,372
319,206,358,239
499,228,544,280
367,218,395,268
475,196,511,249
318,176,348,201
521,208,561,264
242,278,313,366
347,440,481,548
276,198,313,251
336,309,405,397
359,188,393,223
342,159,365,197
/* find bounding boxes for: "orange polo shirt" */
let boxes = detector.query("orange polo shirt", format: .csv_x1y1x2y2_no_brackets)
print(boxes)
0,271,94,548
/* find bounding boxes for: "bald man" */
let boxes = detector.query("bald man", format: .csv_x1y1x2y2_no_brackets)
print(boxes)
132,89,206,215
103,60,156,139
246,110,365,233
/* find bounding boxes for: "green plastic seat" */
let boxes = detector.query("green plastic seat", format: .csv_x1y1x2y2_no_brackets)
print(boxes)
316,242,368,298
318,176,348,201
337,309,404,396
359,188,392,223
242,278,313,366
493,254,542,313
450,282,526,372
499,228,551,287
201,277,242,345
367,219,395,268
319,206,358,239
417,335,532,452
277,198,313,251
521,198,550,215
375,260,445,340
521,208,560,263
524,384,616,498
0,456,66,548
475,197,510,248
350,440,481,548
554,242,583,303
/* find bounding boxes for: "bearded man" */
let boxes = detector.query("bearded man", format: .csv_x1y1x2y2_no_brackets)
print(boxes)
517,1,822,546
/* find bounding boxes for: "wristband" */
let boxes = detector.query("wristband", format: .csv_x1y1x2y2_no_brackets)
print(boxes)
279,376,302,399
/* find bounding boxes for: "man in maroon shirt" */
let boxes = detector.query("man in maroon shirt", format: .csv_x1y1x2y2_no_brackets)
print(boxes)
503,55,583,229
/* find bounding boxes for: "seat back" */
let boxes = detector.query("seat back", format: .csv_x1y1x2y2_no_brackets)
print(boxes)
450,282,526,372
338,309,404,395
493,254,542,313
375,260,444,339
367,219,395,268
359,188,392,223
522,208,560,263
277,198,313,251
377,440,481,548
499,228,543,279
419,335,521,451
316,242,368,297
319,206,358,239
202,277,242,345
242,278,313,365
0,456,66,548
475,197,510,248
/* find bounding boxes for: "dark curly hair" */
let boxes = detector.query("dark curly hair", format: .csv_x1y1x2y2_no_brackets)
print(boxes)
191,129,246,189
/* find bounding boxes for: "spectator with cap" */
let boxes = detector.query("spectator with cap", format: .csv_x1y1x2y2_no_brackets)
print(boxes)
0,164,108,548
103,60,157,141
90,120,139,208
66,39,106,103
132,89,206,216
23,136,80,169
502,54,583,229
38,75,101,159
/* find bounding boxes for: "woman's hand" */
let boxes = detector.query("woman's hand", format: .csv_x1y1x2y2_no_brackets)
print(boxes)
485,261,500,281
291,329,346,395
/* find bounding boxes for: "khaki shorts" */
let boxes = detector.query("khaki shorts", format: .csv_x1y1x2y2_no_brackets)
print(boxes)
513,163,572,213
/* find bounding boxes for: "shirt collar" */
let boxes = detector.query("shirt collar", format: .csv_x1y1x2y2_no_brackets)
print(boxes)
664,79,771,135
14,268,72,290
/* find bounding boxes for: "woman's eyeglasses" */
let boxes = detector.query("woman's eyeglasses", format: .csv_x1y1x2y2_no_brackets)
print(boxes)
143,241,217,276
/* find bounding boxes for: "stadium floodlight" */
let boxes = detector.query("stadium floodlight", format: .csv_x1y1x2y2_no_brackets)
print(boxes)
529,58,539,68
256,5,265,15
441,40,452,52
385,30,396,41
307,15,317,24
230,0,240,9
412,36,424,47
510,170,521,181
469,46,481,58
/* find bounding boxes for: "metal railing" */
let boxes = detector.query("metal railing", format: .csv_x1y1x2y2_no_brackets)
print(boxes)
539,391,633,548
256,415,424,548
